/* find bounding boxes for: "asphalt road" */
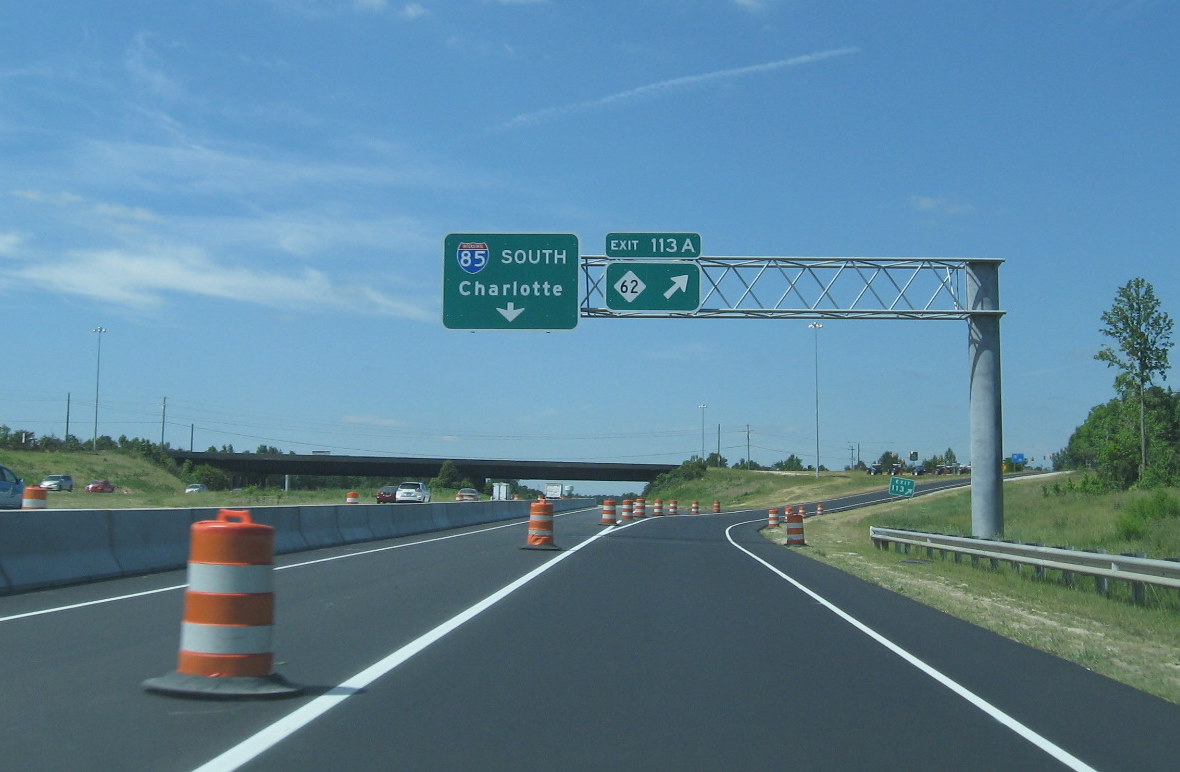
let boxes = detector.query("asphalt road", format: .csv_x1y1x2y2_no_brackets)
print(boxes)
1,497,1176,771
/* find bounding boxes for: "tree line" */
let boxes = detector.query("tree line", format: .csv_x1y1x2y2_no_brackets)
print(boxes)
1057,277,1176,490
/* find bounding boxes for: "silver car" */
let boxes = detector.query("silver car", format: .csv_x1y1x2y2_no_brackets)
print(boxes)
0,464,25,509
40,474,74,492
394,482,431,503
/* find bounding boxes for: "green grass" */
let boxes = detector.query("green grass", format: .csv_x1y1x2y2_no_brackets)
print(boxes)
783,477,1180,704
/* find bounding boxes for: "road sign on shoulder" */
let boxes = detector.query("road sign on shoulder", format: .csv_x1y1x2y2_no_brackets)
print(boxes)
605,262,701,312
605,232,701,259
889,476,916,498
443,233,579,330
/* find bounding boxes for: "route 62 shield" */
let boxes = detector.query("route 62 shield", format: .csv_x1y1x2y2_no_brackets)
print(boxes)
456,242,490,275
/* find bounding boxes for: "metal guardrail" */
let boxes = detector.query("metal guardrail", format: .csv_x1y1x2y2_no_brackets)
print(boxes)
869,527,1180,597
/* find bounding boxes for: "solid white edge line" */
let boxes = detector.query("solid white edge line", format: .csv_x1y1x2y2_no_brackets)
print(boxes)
723,519,1099,772
191,520,614,772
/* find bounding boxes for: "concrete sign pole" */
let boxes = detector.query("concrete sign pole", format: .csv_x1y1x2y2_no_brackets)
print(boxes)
967,260,1004,537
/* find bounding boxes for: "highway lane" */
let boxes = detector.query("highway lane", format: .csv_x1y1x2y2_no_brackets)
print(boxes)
1,501,1176,770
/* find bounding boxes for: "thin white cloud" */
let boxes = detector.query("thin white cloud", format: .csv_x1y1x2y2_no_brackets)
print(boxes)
0,232,23,258
501,46,858,129
910,195,975,215
400,3,428,19
10,244,435,321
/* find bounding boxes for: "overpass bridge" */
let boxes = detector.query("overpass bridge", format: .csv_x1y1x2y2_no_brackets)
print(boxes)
166,451,676,486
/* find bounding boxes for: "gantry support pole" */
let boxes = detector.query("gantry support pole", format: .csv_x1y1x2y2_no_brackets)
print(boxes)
967,261,1004,538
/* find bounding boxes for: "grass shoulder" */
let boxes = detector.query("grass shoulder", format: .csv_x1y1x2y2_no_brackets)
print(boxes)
766,477,1180,705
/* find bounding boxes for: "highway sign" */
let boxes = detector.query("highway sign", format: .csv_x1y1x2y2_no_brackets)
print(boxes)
605,232,701,259
889,476,916,498
605,262,701,312
443,233,579,330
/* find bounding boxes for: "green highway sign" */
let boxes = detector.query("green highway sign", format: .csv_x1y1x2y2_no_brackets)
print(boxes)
889,476,916,498
605,262,701,312
443,233,579,330
605,232,701,259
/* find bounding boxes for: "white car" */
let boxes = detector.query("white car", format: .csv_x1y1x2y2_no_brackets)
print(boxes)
40,474,74,492
395,482,431,503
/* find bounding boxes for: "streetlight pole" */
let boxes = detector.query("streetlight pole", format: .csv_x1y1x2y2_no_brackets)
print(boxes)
92,326,107,451
698,404,708,463
808,322,823,478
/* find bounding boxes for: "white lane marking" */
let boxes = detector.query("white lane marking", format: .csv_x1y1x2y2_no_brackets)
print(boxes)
724,520,1099,772
0,508,596,624
191,523,614,772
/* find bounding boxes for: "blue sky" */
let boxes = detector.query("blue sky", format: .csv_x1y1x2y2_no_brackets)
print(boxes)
2,0,1176,493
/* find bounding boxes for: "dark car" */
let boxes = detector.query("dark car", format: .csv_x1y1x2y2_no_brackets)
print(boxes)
0,464,24,509
85,479,116,493
376,485,398,503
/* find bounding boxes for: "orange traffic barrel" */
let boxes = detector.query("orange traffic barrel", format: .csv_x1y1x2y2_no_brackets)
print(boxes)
691,501,700,515
817,503,825,516
786,508,806,546
668,500,678,516
600,499,617,526
522,499,559,550
712,500,721,514
620,499,634,522
634,498,646,519
346,490,359,504
652,499,663,517
144,509,301,697
797,504,808,518
768,508,780,528
21,485,48,510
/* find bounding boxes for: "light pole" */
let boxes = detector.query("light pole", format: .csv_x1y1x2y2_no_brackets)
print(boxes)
698,404,708,463
808,322,823,478
92,326,107,451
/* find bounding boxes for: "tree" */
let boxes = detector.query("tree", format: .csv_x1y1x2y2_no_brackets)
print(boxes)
430,460,462,490
1095,278,1174,479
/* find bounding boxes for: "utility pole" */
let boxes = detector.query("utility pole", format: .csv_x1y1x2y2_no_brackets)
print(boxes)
160,397,167,447
746,424,751,469
65,393,71,443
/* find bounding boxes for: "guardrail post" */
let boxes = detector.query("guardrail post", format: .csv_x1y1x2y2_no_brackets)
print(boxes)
1169,558,1180,602
1032,544,1046,580
1094,549,1110,596
1058,546,1076,587
1125,552,1148,605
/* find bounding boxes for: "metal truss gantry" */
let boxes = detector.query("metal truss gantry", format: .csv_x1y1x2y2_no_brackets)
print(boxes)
581,256,1001,321
580,256,1007,537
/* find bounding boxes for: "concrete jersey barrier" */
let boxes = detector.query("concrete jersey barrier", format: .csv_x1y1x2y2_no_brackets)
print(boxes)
0,499,593,594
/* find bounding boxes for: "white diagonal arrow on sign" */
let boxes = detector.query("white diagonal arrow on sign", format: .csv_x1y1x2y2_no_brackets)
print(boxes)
497,302,524,322
663,274,690,299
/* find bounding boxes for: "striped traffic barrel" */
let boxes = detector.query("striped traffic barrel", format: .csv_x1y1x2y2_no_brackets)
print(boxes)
522,499,559,550
620,499,634,522
600,499,617,526
144,509,300,697
634,498,646,519
768,508,780,528
21,485,48,510
786,508,806,546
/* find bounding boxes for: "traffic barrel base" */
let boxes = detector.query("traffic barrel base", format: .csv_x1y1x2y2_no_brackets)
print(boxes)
143,509,302,699
143,671,300,698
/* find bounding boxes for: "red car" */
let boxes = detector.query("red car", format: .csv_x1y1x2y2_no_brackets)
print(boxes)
85,479,115,493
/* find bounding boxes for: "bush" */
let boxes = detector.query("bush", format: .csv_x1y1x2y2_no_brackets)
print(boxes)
1115,489,1180,540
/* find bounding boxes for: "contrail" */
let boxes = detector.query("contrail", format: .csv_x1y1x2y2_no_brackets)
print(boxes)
500,46,858,129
